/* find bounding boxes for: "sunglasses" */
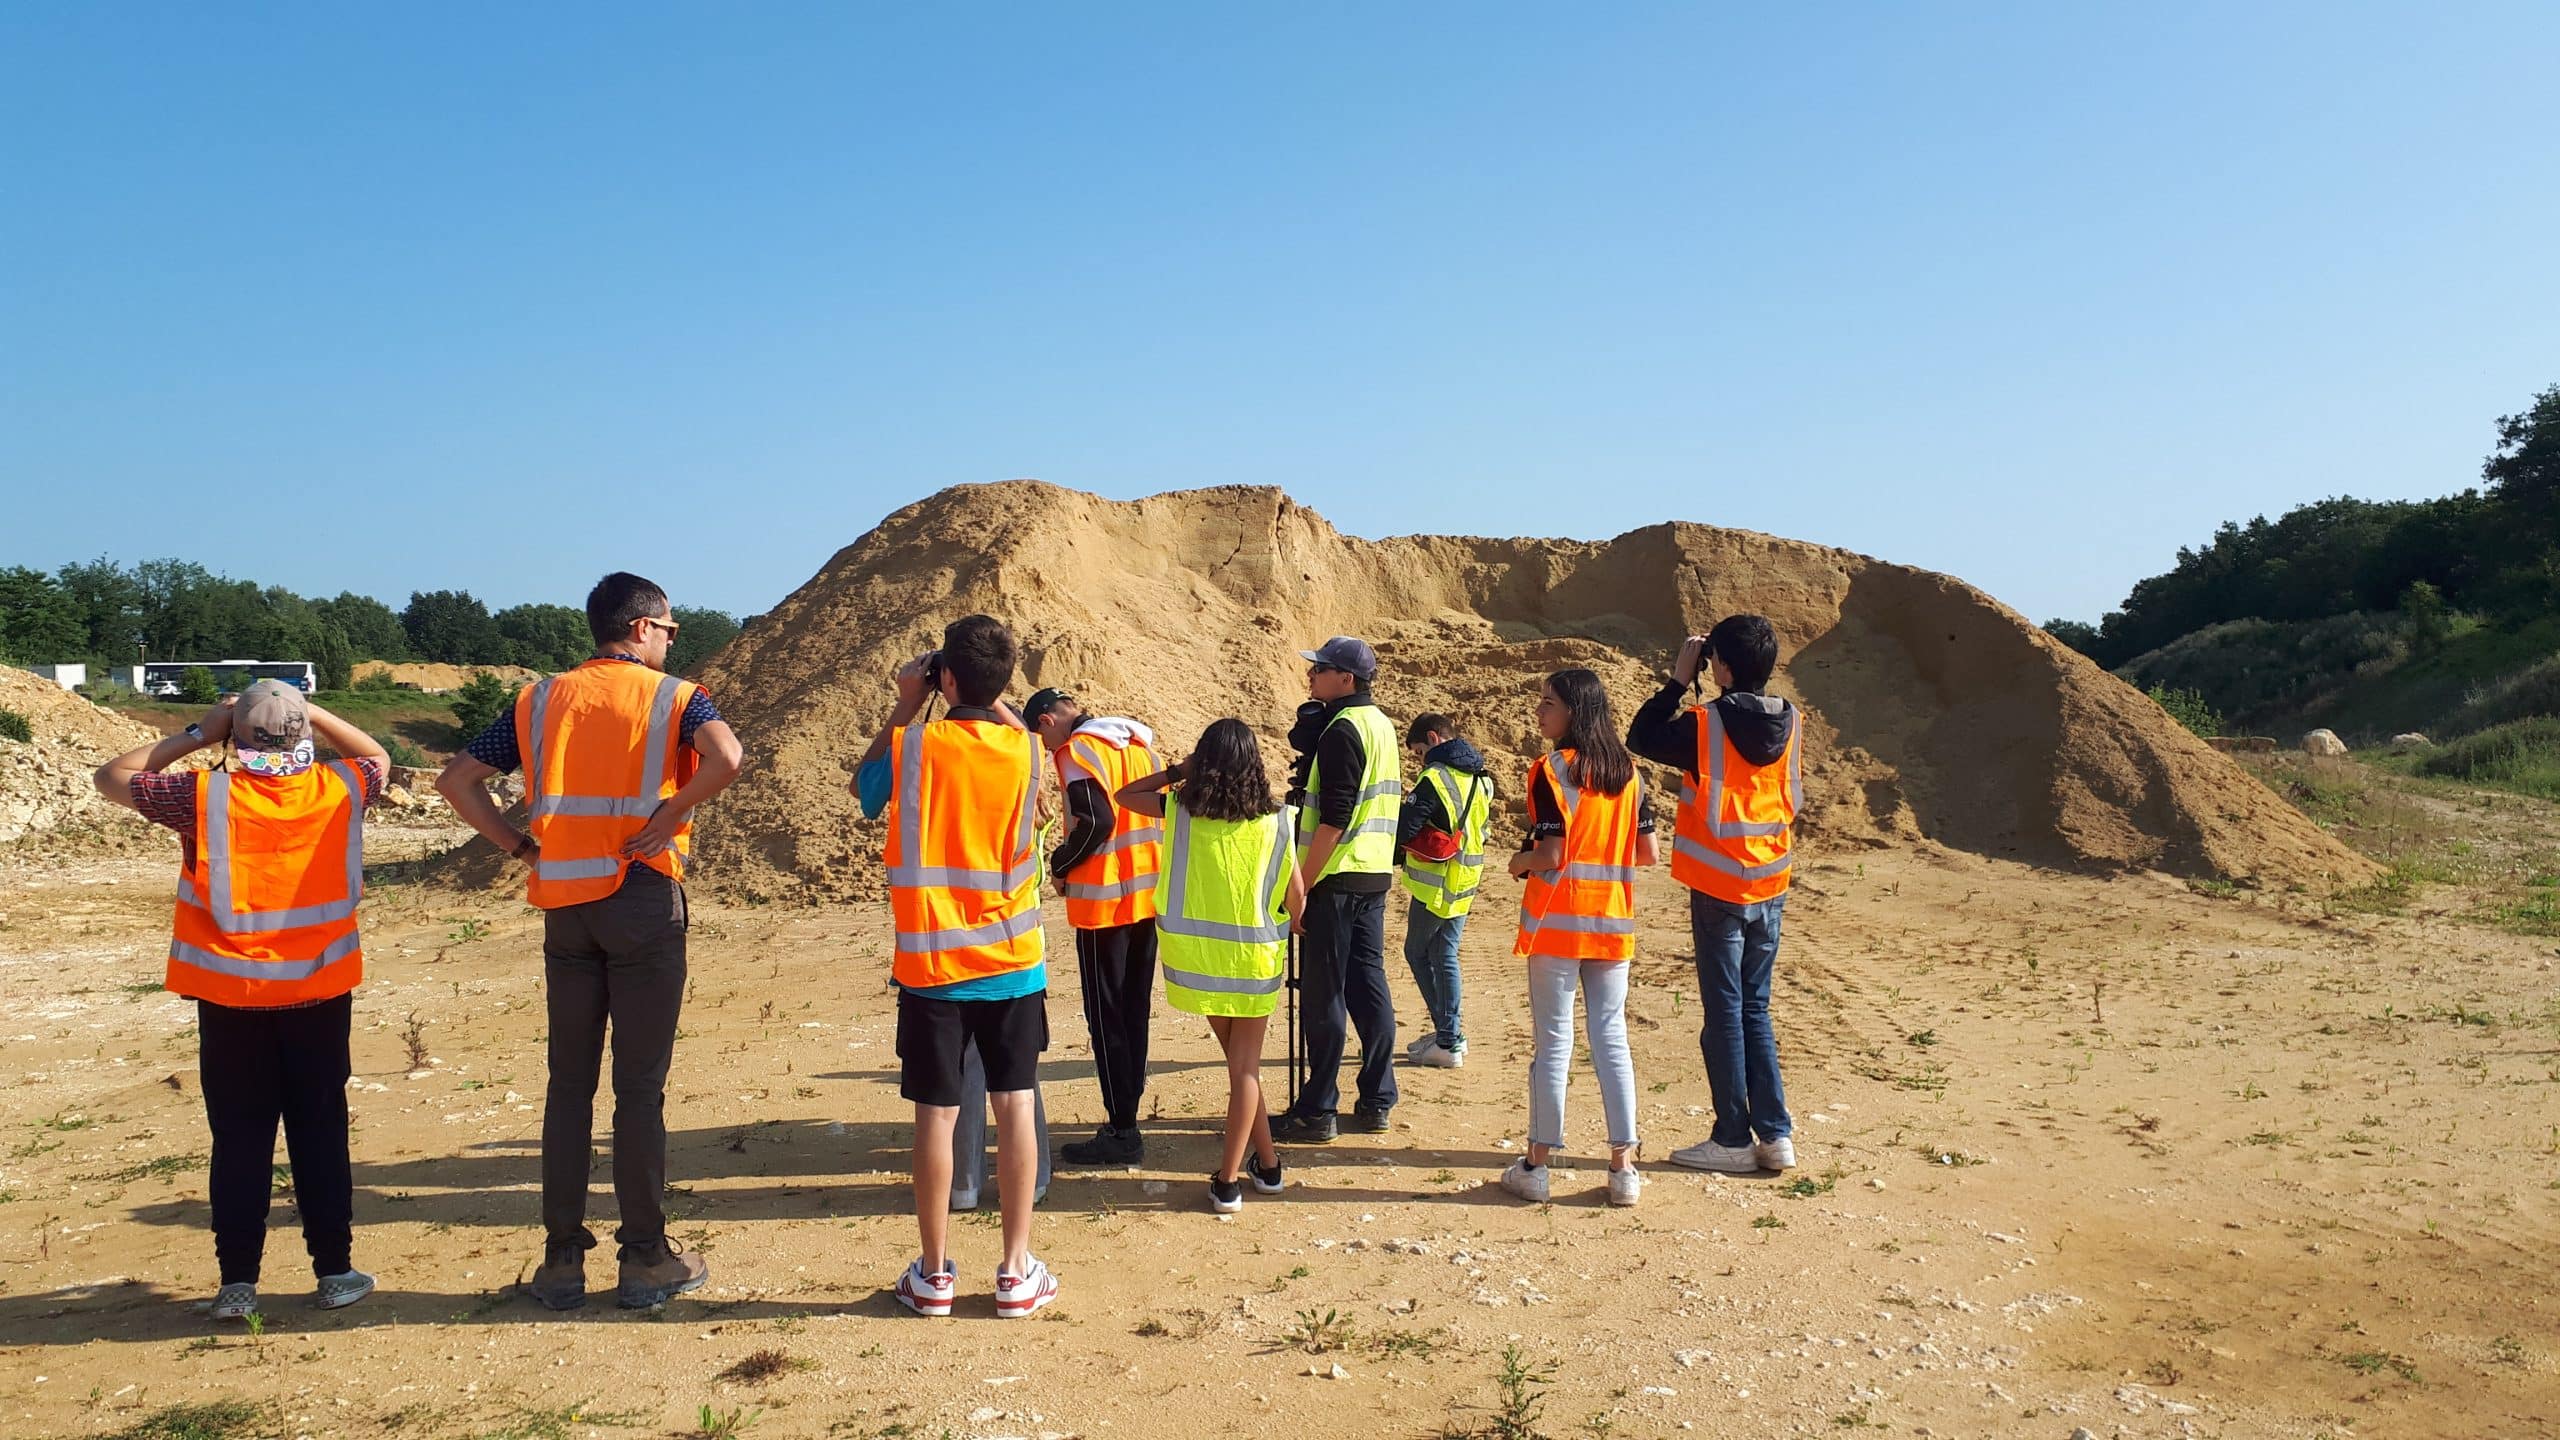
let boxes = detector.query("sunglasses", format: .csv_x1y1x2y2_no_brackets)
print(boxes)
641,617,681,635
1307,662,1343,675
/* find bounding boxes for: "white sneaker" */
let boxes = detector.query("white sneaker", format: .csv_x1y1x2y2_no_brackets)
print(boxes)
1756,1136,1797,1171
995,1256,1058,1319
1669,1139,1763,1174
1606,1165,1642,1207
207,1282,258,1321
894,1257,956,1317
1411,1040,1465,1069
1498,1157,1549,1203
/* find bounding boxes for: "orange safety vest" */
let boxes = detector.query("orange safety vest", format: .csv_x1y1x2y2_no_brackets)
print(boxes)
1054,728,1163,929
1514,748,1644,962
169,762,367,1007
515,659,702,909
886,716,1046,990
1670,702,1801,904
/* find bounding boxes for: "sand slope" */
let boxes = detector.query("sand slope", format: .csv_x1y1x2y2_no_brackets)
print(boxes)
678,483,2374,902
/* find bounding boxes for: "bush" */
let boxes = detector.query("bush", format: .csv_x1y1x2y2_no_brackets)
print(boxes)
2420,717,2560,799
0,708,30,743
376,732,429,768
177,666,221,705
78,677,139,706
448,670,521,741
2146,684,2224,738
2449,652,2560,735
353,666,403,693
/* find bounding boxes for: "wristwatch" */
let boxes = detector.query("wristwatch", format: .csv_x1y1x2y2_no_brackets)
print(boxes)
183,723,205,743
511,834,537,859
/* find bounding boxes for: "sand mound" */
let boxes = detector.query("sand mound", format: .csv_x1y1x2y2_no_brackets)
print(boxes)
0,669,168,845
353,661,543,693
652,483,2376,905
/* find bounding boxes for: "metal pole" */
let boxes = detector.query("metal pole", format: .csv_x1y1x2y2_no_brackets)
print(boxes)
1285,929,1302,1113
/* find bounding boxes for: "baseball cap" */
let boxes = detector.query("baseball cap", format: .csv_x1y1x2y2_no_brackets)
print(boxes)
1297,636,1378,679
234,679,315,776
1022,687,1075,727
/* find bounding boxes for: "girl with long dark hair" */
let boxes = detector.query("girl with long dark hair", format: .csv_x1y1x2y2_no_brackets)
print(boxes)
1119,719,1307,1213
1500,668,1657,1206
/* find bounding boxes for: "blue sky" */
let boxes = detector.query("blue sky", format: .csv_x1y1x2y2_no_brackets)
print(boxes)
4,5,2554,626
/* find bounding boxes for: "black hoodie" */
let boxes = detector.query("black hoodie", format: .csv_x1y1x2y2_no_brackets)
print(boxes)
1396,736,1492,850
1626,682,1799,774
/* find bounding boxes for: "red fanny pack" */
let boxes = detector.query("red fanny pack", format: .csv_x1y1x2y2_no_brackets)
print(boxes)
1407,828,1460,862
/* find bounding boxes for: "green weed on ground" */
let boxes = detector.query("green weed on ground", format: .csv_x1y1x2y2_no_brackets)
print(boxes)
2421,718,2560,801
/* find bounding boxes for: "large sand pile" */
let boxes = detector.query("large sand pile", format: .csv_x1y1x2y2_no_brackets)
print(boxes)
0,669,168,845
664,483,2376,904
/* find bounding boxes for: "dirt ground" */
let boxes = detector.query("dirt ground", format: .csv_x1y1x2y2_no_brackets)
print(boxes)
2,801,2556,1439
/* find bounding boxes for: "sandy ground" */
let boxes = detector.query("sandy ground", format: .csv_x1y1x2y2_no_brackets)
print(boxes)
2,818,2556,1439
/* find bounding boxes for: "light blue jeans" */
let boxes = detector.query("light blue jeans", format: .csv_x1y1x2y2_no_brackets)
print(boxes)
951,1038,1049,1209
1526,956,1637,1151
1402,898,1466,1050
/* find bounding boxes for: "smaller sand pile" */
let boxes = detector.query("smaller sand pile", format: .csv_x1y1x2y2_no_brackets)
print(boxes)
0,670,169,845
352,661,542,694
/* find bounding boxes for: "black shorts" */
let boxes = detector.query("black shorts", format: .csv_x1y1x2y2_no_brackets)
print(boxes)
896,988,1049,1107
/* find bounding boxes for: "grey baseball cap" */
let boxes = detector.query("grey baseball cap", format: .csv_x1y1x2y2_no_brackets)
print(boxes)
234,679,315,775
1297,636,1378,679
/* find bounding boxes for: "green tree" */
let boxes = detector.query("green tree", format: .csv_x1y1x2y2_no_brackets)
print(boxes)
449,670,521,740
402,590,505,665
2485,383,2560,521
0,566,87,662
316,592,410,662
178,666,221,705
493,602,591,671
2041,618,2101,657
2145,684,2223,738
2399,579,2453,651
667,607,742,676
55,556,142,660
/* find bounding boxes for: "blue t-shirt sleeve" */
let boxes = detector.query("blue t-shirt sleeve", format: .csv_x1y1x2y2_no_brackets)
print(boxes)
679,685,723,744
856,754,893,819
464,714,522,773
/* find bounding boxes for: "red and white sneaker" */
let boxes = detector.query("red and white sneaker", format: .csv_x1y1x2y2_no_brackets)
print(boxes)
894,1257,956,1317
994,1256,1058,1319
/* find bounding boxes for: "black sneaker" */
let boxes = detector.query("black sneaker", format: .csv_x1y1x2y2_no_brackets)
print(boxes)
1207,1172,1244,1214
1059,1125,1145,1168
1349,1107,1393,1134
1245,1152,1285,1194
1269,1111,1337,1144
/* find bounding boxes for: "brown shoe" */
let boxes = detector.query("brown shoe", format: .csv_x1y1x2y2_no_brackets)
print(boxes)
529,1244,587,1311
616,1239,708,1309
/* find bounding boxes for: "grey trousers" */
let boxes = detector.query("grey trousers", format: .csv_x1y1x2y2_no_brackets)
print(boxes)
951,1038,1051,1209
541,866,687,1252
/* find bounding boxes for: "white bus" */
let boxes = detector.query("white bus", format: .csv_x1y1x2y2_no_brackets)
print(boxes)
130,660,318,697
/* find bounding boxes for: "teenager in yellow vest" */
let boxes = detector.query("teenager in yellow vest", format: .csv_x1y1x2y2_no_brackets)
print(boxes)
437,572,743,1310
1394,712,1493,1069
1024,687,1165,1168
851,615,1060,1320
96,681,389,1323
1498,669,1657,1208
1116,719,1308,1214
1625,615,1803,1176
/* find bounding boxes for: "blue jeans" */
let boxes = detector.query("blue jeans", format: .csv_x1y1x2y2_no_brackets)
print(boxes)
1691,890,1790,1148
1401,898,1466,1050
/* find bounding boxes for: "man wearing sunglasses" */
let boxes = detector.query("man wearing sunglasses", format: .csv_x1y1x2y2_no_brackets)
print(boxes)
437,571,744,1311
1270,636,1402,1143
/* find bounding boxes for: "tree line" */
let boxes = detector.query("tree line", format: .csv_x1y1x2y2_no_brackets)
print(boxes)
0,558,742,690
2047,384,2560,670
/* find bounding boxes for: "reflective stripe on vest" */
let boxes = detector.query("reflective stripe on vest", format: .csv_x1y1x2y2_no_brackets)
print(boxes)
1298,706,1401,881
1671,704,1801,902
183,761,367,932
170,929,362,981
1515,749,1643,961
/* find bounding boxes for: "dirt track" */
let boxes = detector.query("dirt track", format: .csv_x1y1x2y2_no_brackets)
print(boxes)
3,820,2554,1439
